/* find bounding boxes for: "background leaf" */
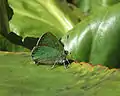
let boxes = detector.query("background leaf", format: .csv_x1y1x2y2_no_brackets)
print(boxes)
0,0,27,51
0,35,27,51
8,0,79,39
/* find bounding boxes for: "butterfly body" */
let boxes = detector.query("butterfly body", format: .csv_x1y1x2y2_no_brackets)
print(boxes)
31,32,69,68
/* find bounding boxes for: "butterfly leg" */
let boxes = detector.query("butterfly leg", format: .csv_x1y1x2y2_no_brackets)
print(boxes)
64,62,67,69
34,59,39,66
64,58,70,69
51,61,57,69
66,58,70,65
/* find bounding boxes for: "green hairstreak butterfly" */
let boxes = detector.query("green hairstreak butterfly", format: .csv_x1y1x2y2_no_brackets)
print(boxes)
31,32,69,68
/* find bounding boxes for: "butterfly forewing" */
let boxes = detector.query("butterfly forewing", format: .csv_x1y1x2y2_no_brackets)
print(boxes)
36,32,64,51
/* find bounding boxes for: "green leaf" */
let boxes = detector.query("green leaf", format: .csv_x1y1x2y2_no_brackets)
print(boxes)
75,0,120,13
8,0,79,39
90,3,120,68
0,52,119,96
62,2,120,68
75,0,90,13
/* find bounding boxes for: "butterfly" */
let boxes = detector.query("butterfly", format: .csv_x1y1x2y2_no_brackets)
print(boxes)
31,32,69,68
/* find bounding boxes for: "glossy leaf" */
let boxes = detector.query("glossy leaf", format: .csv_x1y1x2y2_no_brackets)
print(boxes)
62,3,120,68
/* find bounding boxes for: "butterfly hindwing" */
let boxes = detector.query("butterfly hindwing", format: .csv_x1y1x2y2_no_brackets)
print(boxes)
32,46,64,64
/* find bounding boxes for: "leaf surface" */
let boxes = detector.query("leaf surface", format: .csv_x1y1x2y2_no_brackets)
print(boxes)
0,52,120,96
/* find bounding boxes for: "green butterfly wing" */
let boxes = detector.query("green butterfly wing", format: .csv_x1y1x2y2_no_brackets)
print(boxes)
36,32,64,51
31,32,68,65
31,46,64,64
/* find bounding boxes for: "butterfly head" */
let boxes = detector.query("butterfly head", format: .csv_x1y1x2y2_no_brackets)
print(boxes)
56,50,69,64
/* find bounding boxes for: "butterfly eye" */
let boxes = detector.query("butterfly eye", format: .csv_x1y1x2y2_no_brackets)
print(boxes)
64,50,68,55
